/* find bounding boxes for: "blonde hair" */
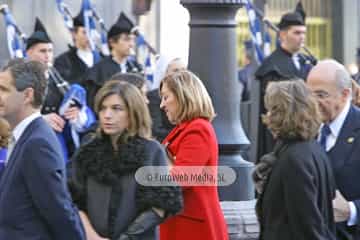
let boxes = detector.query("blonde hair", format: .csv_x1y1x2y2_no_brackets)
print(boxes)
94,81,152,140
262,80,321,140
160,70,216,123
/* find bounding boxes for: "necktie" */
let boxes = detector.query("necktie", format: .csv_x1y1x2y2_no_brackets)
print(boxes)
4,135,16,166
319,124,331,151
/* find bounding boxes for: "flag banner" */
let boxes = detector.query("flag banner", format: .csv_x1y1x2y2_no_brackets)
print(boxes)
0,5,26,58
244,0,265,63
55,0,74,31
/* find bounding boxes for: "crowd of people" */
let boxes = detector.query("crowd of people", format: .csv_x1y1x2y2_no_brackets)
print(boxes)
250,4,360,240
0,2,360,240
0,7,230,239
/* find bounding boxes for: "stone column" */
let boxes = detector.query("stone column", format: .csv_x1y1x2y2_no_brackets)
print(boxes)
180,0,254,201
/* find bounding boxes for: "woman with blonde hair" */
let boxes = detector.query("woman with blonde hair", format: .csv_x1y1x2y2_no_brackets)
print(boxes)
253,80,336,240
69,81,182,240
159,70,228,240
148,55,186,142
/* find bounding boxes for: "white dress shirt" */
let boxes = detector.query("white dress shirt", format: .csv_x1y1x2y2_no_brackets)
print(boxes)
292,54,301,70
319,100,350,152
5,112,42,165
77,49,94,68
119,61,127,73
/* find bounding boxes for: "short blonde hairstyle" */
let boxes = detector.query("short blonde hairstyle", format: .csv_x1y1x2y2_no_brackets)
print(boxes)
160,70,216,123
94,81,152,140
262,80,321,140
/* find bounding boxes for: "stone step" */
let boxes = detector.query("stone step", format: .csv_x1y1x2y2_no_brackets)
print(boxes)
221,200,259,240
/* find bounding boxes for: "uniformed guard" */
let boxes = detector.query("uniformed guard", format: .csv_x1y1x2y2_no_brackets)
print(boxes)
26,18,63,116
84,12,143,110
26,18,89,160
254,2,313,161
54,11,95,86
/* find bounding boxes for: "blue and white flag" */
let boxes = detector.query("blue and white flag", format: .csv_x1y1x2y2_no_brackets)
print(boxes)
136,33,154,88
81,0,101,63
244,0,265,63
144,54,153,85
1,5,26,58
93,10,110,56
100,26,110,56
58,84,96,162
55,0,74,31
263,25,272,57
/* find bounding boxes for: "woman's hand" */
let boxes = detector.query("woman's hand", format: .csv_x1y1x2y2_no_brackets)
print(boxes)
79,211,110,240
88,235,109,240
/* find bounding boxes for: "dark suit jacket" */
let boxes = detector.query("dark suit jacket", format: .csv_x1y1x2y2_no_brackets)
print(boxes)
0,117,85,240
327,105,360,240
259,140,336,240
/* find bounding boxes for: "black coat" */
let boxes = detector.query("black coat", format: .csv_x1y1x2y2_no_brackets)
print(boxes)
258,139,336,240
147,89,174,142
54,46,90,85
84,56,143,110
41,75,63,115
254,47,312,161
69,135,182,239
41,74,78,157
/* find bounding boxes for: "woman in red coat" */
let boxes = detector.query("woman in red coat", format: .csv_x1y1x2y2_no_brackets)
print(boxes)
159,70,228,240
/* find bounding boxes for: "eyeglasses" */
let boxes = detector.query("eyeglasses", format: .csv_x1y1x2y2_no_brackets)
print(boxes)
312,90,331,99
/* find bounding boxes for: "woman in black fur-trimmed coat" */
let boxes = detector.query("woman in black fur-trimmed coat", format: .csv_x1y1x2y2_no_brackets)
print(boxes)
69,81,183,240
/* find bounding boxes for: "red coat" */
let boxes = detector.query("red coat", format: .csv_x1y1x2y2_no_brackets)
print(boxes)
160,118,228,240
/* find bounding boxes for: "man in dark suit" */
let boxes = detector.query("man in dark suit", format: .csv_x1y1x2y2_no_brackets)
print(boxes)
307,59,360,240
0,59,85,239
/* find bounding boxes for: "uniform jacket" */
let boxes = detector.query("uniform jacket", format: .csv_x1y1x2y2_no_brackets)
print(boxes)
84,56,143,110
54,46,90,86
254,47,313,161
41,75,63,115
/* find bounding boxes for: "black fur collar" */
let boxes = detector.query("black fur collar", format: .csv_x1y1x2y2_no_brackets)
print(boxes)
76,135,146,184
